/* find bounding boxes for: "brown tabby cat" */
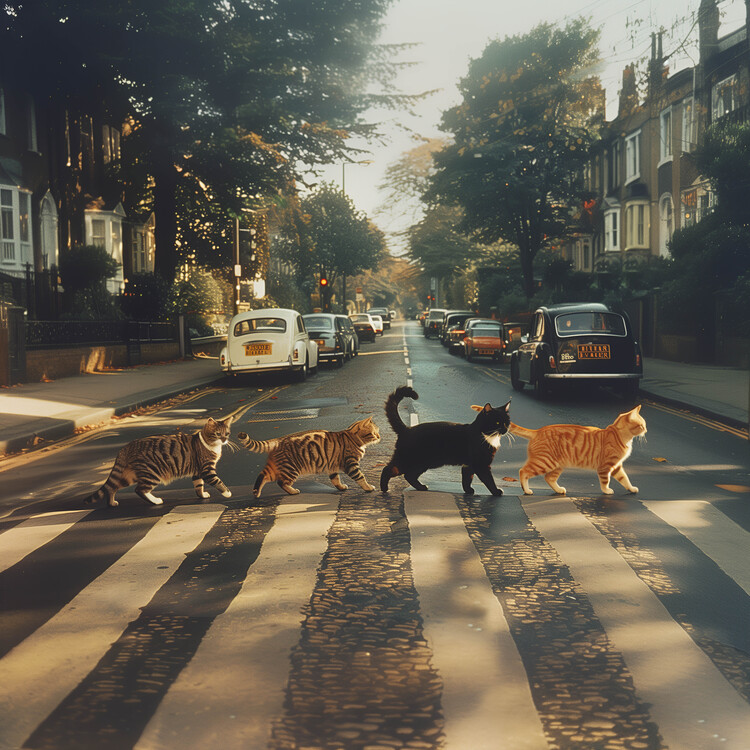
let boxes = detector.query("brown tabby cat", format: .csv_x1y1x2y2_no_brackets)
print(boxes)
237,417,380,497
511,406,646,496
84,417,234,507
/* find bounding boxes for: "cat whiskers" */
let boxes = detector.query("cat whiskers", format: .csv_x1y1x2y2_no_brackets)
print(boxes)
224,439,241,454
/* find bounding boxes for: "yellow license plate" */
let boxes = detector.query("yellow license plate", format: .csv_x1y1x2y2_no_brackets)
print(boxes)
245,343,272,356
479,349,495,355
578,344,610,359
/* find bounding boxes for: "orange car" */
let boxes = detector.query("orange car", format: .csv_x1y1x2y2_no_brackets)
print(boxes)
463,320,504,362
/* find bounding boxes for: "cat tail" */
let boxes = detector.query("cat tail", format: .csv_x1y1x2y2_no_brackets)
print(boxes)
83,452,131,507
508,422,536,440
384,385,418,436
236,432,278,453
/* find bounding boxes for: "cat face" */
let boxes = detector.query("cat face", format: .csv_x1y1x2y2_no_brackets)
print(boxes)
349,416,381,445
618,405,647,438
204,416,233,444
470,401,511,437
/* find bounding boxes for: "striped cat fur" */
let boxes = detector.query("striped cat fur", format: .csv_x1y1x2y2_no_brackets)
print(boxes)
510,406,647,496
237,416,380,497
84,417,234,507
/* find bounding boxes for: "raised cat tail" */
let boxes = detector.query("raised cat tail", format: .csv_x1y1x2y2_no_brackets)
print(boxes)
236,432,279,453
384,385,418,436
508,422,536,440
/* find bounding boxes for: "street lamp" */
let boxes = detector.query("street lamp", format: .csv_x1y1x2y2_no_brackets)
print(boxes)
341,159,373,313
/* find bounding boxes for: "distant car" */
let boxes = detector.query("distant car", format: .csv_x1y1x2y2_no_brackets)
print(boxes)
368,307,391,330
220,308,318,380
388,310,396,321
510,303,642,399
424,308,447,338
501,322,527,359
463,320,504,361
445,323,468,353
303,313,347,367
336,314,359,358
440,311,475,345
349,313,377,342
370,314,384,335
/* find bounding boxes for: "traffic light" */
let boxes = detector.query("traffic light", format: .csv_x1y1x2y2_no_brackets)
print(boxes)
320,277,328,288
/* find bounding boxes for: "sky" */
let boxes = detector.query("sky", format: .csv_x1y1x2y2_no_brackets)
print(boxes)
316,0,747,253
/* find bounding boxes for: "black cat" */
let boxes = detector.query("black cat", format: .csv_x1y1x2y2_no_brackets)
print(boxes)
380,385,510,495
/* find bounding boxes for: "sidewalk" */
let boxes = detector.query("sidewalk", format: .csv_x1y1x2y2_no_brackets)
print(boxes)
0,357,224,456
0,355,746,458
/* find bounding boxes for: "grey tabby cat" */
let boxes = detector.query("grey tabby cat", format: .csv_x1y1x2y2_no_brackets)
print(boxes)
84,417,234,507
237,416,380,497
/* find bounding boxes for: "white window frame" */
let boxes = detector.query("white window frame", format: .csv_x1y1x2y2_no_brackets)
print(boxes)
659,194,674,257
625,130,641,184
682,97,695,152
85,204,126,293
624,200,650,250
0,187,33,270
40,191,59,270
604,209,619,251
712,75,738,120
608,141,620,191
659,108,672,164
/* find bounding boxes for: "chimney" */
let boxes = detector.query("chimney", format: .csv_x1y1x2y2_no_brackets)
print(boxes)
699,0,720,62
648,31,666,96
619,64,639,117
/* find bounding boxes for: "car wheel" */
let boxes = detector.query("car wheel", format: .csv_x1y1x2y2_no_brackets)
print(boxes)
510,359,524,391
296,357,308,382
533,368,549,399
335,354,344,368
466,347,473,362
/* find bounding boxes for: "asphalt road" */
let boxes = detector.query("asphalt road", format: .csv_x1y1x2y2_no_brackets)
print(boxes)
2,320,750,749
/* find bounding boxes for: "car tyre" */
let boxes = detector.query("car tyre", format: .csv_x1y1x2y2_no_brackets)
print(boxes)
533,368,549,399
510,359,524,391
466,346,473,362
296,357,308,382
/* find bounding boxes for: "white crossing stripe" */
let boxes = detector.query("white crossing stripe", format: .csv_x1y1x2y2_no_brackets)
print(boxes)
0,504,225,750
136,495,338,750
407,493,549,750
644,500,750,597
524,495,750,749
0,509,92,573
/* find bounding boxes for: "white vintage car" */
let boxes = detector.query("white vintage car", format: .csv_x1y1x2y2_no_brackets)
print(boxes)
219,308,318,380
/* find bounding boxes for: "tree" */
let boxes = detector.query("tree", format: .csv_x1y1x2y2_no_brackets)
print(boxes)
428,19,603,299
58,245,122,320
297,184,387,310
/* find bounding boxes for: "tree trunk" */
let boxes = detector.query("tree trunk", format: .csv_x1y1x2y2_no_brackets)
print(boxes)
153,147,178,281
520,244,536,300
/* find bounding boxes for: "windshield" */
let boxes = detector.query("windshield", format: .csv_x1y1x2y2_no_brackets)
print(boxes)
351,315,370,323
234,317,287,336
473,324,501,336
303,316,333,330
554,312,627,337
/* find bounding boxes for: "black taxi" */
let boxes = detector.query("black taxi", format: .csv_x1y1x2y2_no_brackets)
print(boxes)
509,303,642,399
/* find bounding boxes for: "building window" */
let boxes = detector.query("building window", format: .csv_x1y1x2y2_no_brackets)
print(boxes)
625,130,640,183
91,219,106,248
682,97,695,152
625,201,649,249
40,192,59,270
26,95,38,152
681,185,715,228
607,141,620,192
102,125,121,165
0,87,6,136
659,195,674,256
712,75,738,121
660,108,672,163
1,189,14,261
604,209,619,251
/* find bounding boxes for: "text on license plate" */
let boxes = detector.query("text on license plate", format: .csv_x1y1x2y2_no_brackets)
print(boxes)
245,343,272,356
479,349,495,355
578,344,610,359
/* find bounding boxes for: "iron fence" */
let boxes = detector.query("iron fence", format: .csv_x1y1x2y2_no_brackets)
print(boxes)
25,320,177,350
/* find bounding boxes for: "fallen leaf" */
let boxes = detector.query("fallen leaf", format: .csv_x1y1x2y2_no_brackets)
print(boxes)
502,476,518,482
653,457,668,463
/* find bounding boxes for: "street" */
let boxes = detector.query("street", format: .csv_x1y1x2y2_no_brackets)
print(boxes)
2,320,750,750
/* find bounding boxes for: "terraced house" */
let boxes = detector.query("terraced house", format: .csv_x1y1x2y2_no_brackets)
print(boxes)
569,0,748,274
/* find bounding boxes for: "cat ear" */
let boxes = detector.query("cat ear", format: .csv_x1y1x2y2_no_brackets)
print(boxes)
470,405,484,412
503,400,511,413
206,417,216,425
483,403,492,413
224,415,234,425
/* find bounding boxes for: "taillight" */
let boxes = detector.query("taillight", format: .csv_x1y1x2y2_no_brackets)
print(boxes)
549,355,556,369
636,354,641,367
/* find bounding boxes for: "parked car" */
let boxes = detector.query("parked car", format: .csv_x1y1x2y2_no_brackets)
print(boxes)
463,319,504,361
336,314,359,358
424,308,447,338
349,313,377,342
388,310,396,321
367,307,391,329
440,311,475,346
303,313,347,367
510,303,642,399
370,314,384,335
220,308,318,380
501,321,528,359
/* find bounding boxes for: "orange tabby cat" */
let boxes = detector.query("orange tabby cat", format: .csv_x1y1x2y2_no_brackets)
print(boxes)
510,406,646,496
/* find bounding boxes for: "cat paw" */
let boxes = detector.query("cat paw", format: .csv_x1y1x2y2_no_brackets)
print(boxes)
199,491,210,499
362,483,376,492
523,489,534,495
491,488,504,496
222,490,232,498
629,486,639,494
601,488,615,495
463,488,475,495
145,495,164,506
554,487,567,495
108,499,119,508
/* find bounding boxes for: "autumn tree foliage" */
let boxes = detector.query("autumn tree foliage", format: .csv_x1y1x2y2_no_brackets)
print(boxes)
428,19,603,299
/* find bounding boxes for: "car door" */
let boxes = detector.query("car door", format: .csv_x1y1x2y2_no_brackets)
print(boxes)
518,312,544,382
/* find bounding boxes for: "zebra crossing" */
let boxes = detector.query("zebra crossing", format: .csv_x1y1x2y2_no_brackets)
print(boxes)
1,491,750,749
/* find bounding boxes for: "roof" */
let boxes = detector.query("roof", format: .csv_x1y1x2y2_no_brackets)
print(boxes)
230,308,299,322
539,303,612,315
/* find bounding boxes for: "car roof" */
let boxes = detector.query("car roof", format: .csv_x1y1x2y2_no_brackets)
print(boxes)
539,303,612,315
231,308,298,323
303,312,336,319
